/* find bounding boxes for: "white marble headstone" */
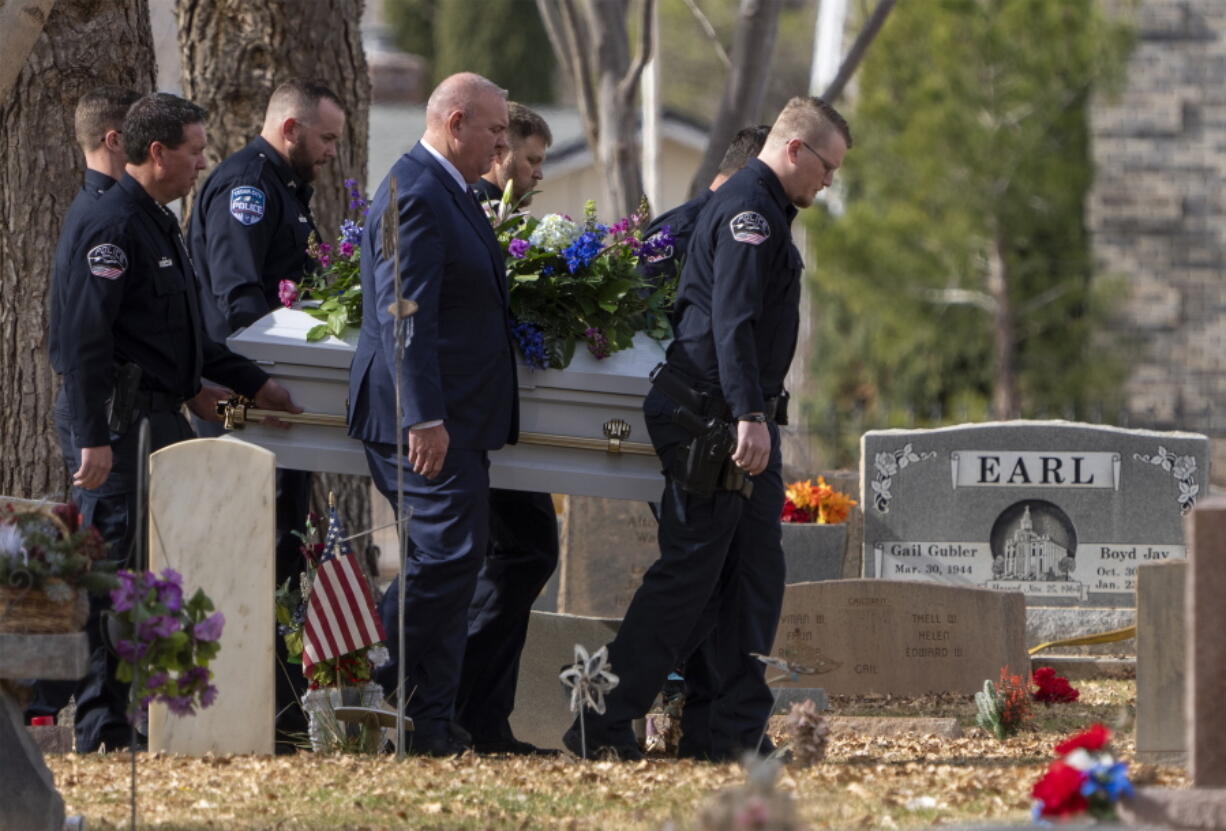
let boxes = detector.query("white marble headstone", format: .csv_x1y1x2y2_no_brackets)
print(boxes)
147,438,276,755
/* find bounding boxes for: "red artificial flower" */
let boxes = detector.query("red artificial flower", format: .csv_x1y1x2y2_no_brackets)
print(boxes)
1033,760,1089,817
1033,667,1080,704
780,500,814,523
52,502,82,534
1055,723,1110,755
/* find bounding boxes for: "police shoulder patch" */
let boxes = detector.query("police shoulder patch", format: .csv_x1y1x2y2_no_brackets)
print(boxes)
86,244,127,280
729,211,771,245
229,185,266,225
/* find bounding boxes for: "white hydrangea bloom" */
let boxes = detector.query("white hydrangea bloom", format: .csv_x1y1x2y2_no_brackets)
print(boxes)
528,214,582,253
0,524,26,563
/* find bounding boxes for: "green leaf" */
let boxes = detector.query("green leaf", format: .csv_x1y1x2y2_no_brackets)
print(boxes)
306,323,330,342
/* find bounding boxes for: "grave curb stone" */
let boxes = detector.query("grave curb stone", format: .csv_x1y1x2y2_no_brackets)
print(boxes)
1135,559,1187,765
824,715,962,739
1119,787,1226,829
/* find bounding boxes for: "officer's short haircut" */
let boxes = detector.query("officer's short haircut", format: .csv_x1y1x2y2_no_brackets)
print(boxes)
717,124,770,175
266,79,344,124
770,96,853,150
74,87,141,151
122,93,208,164
507,102,552,147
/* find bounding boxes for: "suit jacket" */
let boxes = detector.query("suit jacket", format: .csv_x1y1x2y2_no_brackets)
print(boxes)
347,142,519,450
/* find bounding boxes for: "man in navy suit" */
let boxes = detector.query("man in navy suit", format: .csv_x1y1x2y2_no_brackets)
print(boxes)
348,72,516,756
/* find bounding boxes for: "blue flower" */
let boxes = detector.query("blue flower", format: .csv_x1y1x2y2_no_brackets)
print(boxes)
1081,761,1133,802
340,219,362,246
562,230,605,274
511,320,548,369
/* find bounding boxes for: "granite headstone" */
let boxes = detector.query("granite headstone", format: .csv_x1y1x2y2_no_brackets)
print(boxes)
557,496,659,617
861,422,1209,647
509,610,621,750
771,579,1027,696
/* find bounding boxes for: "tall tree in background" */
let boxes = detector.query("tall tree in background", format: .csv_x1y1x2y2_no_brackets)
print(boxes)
536,0,655,218
177,0,374,564
0,0,156,498
808,0,1133,463
385,0,556,102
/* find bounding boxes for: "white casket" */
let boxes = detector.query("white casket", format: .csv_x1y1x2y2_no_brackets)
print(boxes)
223,307,666,501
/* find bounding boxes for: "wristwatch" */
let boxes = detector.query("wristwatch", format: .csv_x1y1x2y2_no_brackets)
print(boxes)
737,413,767,423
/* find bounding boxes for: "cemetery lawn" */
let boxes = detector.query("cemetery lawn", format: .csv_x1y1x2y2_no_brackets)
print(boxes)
49,680,1187,830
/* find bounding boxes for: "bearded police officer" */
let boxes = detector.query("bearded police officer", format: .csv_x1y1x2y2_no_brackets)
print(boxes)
563,96,851,760
189,79,345,752
51,92,300,752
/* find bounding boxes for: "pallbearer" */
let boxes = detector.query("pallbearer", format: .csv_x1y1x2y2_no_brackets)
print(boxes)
564,96,853,760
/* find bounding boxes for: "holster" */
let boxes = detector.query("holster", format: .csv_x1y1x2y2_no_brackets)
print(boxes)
106,363,143,434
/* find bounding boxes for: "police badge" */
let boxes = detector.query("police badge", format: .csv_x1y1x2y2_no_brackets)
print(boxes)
229,186,266,226
86,244,128,279
729,211,771,245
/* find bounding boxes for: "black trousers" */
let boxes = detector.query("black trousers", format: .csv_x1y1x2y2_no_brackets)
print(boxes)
455,488,558,742
574,386,786,752
29,393,193,752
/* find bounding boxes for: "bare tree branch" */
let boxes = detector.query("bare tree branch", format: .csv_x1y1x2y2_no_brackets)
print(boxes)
681,0,731,70
821,0,898,104
687,0,783,197
537,0,601,151
619,0,656,108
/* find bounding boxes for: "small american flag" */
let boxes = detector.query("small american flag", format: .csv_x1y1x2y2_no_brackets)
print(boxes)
301,507,386,677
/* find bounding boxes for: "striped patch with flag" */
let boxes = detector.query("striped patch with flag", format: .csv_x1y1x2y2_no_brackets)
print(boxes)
301,507,386,677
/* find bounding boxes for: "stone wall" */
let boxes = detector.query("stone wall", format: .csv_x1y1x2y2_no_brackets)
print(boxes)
1090,1,1226,438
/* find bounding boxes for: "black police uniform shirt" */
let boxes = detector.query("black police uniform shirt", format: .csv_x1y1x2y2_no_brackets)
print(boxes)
189,135,318,342
52,173,269,448
639,189,712,286
473,176,503,204
50,169,118,376
666,158,803,419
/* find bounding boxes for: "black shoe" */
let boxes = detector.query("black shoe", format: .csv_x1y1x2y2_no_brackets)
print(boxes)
562,723,643,761
406,730,470,757
473,736,561,756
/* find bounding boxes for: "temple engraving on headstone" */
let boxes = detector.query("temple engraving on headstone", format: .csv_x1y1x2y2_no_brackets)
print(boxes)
861,423,1209,609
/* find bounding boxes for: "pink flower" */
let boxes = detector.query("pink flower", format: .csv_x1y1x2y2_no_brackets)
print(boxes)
278,279,298,308
339,240,355,258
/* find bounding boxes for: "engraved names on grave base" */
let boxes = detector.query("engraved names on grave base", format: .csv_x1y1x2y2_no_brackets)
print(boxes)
772,580,1028,697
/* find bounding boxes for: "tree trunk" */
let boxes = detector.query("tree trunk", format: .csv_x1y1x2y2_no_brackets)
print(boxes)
989,231,1018,420
177,0,374,571
0,0,155,500
688,0,781,198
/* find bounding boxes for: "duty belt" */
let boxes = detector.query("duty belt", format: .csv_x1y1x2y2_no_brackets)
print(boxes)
133,389,185,413
651,363,781,423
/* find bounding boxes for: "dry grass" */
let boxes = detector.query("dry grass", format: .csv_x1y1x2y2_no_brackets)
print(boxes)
48,679,1187,830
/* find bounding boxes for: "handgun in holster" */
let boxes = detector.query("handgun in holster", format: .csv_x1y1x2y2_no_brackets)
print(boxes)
106,363,143,433
649,363,753,500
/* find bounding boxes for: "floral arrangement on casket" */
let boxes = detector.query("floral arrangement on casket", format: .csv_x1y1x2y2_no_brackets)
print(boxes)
488,189,676,369
0,502,118,633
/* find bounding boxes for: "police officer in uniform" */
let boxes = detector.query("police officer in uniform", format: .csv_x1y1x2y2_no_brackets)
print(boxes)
462,102,559,754
51,92,300,752
27,86,143,728
189,79,345,752
563,96,851,760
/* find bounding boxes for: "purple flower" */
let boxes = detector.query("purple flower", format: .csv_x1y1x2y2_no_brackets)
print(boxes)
639,224,675,261
163,695,196,717
344,179,367,213
278,279,298,308
137,615,182,641
110,571,141,612
181,665,210,689
115,639,146,662
193,611,225,643
145,671,169,691
159,568,182,586
339,240,355,258
156,579,183,613
339,218,362,246
200,684,219,709
508,238,530,259
584,327,610,360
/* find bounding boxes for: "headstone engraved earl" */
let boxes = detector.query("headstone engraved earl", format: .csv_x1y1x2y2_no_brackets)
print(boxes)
860,423,1209,614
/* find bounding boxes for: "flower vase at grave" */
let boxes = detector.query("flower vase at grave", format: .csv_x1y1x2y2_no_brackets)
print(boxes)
302,682,387,753
781,523,849,583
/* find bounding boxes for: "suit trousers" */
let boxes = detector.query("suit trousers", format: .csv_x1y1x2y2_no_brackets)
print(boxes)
576,387,786,749
30,392,193,751
455,488,559,742
365,441,491,739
